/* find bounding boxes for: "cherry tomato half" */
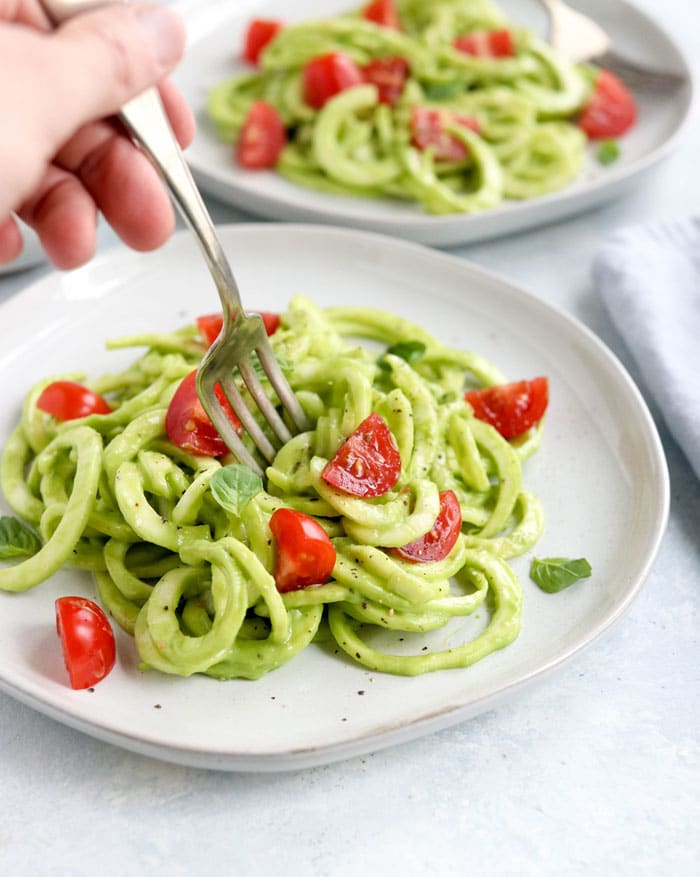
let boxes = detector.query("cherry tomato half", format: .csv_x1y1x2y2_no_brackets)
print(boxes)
269,508,336,592
196,311,280,347
579,69,637,139
165,370,242,457
393,489,462,563
242,18,283,65
362,0,401,30
55,596,116,690
410,107,482,161
36,380,111,420
236,100,287,169
322,412,401,497
465,377,549,439
303,52,365,109
362,57,410,105
454,29,514,58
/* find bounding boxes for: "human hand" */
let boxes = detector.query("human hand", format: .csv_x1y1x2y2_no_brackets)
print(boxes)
0,1,195,269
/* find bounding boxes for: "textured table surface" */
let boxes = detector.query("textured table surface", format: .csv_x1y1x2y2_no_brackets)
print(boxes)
0,2,698,875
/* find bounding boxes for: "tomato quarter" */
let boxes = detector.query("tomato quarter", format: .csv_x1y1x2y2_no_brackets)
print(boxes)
362,0,401,30
454,29,514,57
196,311,280,347
236,100,287,169
579,69,637,138
269,508,336,592
465,376,549,439
410,106,481,161
302,52,365,108
165,370,242,456
55,596,116,690
393,489,462,563
36,380,111,420
322,412,401,497
243,18,283,65
362,57,410,104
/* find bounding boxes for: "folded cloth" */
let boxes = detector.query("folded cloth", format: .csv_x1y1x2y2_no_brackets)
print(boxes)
592,216,700,480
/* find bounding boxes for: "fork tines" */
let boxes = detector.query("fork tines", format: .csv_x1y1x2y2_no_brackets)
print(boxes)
197,330,308,477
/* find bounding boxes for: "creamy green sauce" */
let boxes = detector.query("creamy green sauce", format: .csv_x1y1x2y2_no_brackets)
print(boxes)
0,297,544,679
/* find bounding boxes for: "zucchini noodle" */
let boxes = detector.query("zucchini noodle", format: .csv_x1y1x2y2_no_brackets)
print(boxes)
0,298,545,679
208,0,592,214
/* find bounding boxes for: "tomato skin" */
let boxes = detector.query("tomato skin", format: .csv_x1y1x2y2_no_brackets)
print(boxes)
243,19,283,65
55,596,116,690
236,100,287,169
303,52,365,109
454,29,514,58
37,380,111,420
196,313,224,347
362,0,401,29
362,57,410,105
322,412,401,497
465,377,549,439
410,107,481,161
258,311,281,336
196,311,280,347
269,508,336,592
393,490,462,563
579,69,637,138
165,370,242,457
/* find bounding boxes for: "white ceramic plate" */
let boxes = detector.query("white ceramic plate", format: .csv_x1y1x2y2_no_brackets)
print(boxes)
173,0,693,246
0,224,668,771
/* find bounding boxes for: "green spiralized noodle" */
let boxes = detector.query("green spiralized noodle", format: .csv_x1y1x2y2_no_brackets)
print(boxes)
0,297,546,679
208,0,594,215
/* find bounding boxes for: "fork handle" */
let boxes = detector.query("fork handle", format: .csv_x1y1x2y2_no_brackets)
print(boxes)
118,90,244,322
39,0,245,324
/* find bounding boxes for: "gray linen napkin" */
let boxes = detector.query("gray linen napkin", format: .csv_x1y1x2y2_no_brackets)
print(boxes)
592,216,700,479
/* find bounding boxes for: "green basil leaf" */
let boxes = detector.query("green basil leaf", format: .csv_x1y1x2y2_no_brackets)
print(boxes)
530,557,592,593
597,139,621,165
210,465,263,517
379,340,427,371
0,516,42,560
423,81,464,101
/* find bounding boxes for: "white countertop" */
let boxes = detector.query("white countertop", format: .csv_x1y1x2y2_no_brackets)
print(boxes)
1,2,698,874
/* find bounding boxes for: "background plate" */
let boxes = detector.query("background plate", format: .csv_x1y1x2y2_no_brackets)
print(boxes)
0,224,669,770
173,0,693,246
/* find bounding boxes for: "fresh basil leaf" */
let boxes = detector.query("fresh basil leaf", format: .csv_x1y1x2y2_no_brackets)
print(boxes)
210,465,263,517
379,340,427,371
530,557,592,593
0,516,42,560
423,81,464,101
597,139,621,165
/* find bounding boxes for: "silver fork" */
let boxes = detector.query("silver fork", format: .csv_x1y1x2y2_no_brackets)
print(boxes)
40,0,307,477
540,0,687,94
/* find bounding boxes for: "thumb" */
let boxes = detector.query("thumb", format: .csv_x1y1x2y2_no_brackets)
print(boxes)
49,3,187,137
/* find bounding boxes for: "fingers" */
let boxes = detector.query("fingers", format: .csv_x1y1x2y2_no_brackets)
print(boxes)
0,3,186,216
43,79,195,265
47,3,187,140
67,134,176,254
0,215,23,265
0,1,51,29
17,166,99,269
158,78,197,150
0,3,194,268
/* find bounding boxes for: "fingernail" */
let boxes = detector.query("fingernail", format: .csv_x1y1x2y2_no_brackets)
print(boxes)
134,4,185,68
